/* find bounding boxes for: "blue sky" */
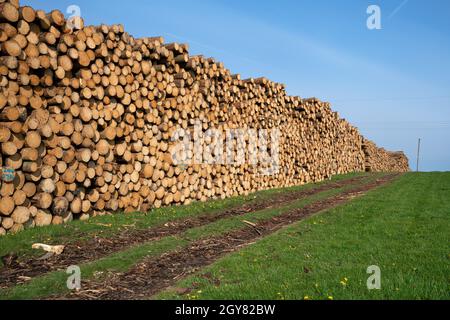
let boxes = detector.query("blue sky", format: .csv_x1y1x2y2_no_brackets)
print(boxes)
24,0,450,171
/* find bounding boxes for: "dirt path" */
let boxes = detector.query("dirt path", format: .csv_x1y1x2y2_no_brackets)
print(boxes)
56,174,398,300
0,175,368,289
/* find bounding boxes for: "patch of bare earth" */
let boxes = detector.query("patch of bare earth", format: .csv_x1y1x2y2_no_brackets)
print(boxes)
55,174,398,300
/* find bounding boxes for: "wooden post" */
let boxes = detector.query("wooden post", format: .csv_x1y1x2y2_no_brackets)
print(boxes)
416,138,421,172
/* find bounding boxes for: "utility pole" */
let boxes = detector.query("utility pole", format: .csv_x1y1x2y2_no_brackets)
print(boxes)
416,138,421,172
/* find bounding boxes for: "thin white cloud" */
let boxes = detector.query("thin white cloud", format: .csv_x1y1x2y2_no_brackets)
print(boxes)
388,0,409,19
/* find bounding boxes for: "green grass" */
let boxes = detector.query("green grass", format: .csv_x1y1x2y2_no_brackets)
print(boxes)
158,172,450,300
0,173,371,300
0,172,366,264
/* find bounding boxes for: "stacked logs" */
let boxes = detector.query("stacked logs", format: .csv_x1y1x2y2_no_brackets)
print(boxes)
0,0,409,235
362,139,409,173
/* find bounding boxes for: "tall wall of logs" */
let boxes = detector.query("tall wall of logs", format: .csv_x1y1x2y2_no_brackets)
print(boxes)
0,0,409,235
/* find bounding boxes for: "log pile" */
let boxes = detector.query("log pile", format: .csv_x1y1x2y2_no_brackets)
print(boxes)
362,139,409,173
0,0,409,235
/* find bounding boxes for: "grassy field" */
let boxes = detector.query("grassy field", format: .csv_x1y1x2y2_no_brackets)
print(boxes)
158,172,450,300
0,172,448,300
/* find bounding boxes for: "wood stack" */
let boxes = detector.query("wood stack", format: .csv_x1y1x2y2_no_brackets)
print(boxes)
0,0,409,235
362,139,409,173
